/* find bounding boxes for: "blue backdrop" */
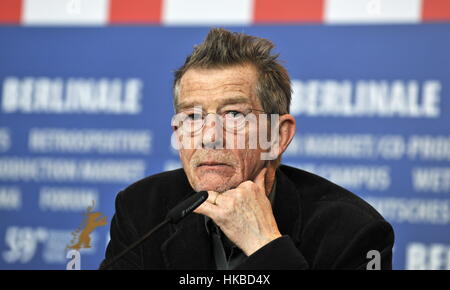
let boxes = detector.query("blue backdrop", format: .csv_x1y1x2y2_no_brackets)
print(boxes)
0,24,449,269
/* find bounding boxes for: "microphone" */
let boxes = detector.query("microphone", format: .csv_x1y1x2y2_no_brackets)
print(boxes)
100,191,208,269
166,191,209,223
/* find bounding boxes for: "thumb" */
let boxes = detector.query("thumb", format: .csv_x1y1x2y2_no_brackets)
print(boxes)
254,167,267,194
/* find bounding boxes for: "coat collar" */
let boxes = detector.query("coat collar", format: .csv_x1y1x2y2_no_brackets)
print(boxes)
272,167,303,242
160,166,302,269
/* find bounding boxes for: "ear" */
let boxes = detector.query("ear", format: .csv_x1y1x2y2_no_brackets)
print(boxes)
277,114,296,156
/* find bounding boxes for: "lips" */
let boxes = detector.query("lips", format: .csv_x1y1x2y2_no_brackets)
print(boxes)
198,161,229,167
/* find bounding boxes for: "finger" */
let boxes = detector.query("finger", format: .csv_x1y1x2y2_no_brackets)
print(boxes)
206,190,219,204
254,167,267,193
193,199,219,218
193,190,219,214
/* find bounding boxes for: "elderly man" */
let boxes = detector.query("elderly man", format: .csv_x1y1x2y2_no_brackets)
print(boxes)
100,28,394,270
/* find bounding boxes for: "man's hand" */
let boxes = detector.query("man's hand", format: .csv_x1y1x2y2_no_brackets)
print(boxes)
193,168,282,256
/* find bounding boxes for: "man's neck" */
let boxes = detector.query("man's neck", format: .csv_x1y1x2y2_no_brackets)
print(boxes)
264,165,277,197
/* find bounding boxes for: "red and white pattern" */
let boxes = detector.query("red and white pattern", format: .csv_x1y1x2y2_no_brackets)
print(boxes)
0,0,449,25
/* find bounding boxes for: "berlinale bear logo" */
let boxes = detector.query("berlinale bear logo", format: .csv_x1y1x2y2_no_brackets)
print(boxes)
66,201,107,270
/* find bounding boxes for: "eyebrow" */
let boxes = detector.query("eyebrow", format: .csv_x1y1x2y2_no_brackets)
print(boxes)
177,96,250,112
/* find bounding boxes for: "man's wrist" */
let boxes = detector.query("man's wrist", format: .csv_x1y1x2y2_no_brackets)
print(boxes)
245,233,283,256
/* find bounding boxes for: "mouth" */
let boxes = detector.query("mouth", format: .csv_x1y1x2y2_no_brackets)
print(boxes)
195,161,234,178
197,161,230,167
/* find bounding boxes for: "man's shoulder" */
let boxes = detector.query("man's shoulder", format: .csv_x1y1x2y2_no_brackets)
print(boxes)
124,168,189,192
278,165,394,269
279,164,386,222
117,168,192,209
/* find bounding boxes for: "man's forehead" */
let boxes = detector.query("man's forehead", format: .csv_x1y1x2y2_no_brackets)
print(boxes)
177,96,250,111
180,66,257,92
181,81,251,97
178,66,259,108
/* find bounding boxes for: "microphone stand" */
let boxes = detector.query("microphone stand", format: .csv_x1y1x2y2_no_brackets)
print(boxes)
100,191,208,269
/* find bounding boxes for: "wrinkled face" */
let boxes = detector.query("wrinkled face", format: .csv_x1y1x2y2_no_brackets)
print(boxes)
174,64,268,193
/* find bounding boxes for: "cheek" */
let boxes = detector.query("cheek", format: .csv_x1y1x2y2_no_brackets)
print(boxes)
234,149,262,176
179,149,193,167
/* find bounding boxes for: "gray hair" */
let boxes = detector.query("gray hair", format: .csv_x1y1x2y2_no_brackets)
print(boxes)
173,28,291,115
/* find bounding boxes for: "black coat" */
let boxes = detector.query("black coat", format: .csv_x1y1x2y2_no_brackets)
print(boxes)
99,165,394,270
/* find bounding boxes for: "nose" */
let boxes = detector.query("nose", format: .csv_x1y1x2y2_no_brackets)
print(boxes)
202,113,223,149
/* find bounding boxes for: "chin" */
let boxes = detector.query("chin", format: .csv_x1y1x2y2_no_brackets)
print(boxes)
192,174,239,193
189,165,239,193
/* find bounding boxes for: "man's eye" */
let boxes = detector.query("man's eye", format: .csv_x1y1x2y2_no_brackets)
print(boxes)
224,110,245,119
187,113,203,120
